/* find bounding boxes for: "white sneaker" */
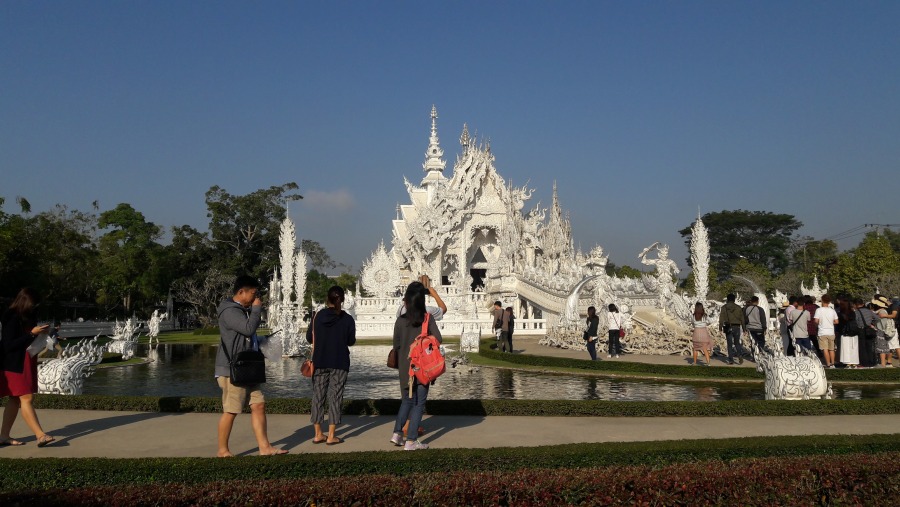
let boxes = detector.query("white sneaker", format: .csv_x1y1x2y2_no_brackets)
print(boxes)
404,440,428,450
615,355,620,358
390,432,403,446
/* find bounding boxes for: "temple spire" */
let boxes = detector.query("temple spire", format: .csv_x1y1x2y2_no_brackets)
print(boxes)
459,123,470,151
421,104,446,186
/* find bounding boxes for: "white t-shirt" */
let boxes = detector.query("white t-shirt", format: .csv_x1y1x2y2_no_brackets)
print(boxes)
396,304,444,321
814,306,838,336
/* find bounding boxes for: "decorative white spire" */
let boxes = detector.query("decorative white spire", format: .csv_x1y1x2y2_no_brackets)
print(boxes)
422,104,446,185
459,123,470,151
690,211,710,302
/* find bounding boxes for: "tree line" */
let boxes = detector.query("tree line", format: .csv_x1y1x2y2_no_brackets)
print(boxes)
0,183,357,323
678,210,900,299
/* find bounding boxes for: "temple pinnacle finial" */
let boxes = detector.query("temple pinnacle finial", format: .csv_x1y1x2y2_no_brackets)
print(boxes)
421,105,446,183
460,123,470,150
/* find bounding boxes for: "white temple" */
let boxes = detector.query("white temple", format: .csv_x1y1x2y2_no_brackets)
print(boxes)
355,106,664,338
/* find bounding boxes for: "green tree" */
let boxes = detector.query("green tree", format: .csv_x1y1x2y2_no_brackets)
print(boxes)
790,238,838,274
97,203,163,313
679,210,802,279
605,263,643,279
827,233,900,297
301,239,336,271
205,183,302,279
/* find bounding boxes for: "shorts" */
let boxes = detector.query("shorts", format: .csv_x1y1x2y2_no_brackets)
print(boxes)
888,333,900,350
817,335,836,351
217,376,265,414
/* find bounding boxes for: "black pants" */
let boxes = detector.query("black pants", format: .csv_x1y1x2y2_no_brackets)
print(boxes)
608,330,621,355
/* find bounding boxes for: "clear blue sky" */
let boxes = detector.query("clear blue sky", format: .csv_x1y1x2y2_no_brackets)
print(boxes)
2,1,898,272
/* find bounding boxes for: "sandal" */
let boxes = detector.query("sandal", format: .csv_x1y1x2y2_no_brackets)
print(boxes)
37,435,55,447
325,437,344,446
0,438,24,446
312,437,327,444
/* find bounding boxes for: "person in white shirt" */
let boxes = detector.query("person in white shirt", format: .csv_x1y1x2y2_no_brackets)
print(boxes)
813,294,839,368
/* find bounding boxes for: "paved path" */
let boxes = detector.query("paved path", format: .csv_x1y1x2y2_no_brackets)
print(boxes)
2,410,899,458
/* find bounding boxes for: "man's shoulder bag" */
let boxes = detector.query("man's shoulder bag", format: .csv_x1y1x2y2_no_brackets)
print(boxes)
221,335,266,387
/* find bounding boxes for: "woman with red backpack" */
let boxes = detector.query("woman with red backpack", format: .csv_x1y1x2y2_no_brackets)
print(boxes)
390,282,442,451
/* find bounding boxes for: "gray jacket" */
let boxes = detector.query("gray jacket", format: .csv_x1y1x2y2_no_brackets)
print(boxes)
214,299,262,378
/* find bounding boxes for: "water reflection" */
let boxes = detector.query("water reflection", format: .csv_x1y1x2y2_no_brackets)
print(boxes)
83,344,900,402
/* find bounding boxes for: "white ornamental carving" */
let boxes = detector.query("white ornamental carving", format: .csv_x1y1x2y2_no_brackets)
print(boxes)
752,333,832,400
38,336,105,395
690,213,710,303
361,240,402,298
106,318,141,360
147,310,167,347
800,275,829,302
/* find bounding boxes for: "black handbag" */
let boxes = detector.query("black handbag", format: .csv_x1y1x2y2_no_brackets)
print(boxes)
221,335,266,386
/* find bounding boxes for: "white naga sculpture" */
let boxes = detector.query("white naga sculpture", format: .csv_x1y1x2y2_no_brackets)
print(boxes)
147,310,167,347
38,336,105,395
752,334,832,400
639,242,680,313
106,318,141,360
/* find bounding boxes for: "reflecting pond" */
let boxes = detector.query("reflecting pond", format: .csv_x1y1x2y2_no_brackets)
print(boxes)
83,344,900,401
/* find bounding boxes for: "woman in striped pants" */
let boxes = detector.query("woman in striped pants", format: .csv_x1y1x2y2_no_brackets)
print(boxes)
306,286,356,445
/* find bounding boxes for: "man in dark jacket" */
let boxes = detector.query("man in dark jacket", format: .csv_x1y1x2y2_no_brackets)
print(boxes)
718,294,744,364
215,275,287,457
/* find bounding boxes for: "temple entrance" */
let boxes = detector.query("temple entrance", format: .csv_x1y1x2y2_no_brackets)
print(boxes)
469,247,489,291
470,268,486,291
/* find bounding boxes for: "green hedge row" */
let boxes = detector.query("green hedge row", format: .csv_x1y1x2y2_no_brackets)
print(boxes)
19,393,900,417
7,452,899,506
6,452,900,506
0,434,898,494
482,339,900,382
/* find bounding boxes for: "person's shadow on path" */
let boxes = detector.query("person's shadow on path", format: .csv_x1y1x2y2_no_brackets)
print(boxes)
267,418,383,453
48,412,177,447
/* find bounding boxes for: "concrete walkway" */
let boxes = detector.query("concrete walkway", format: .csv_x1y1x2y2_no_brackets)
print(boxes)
2,409,899,458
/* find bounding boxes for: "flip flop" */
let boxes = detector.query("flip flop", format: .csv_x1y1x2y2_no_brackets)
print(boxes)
0,438,24,446
37,435,55,448
325,438,344,446
312,438,327,444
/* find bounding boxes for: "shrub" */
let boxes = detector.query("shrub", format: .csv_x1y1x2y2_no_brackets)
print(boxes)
16,394,900,417
3,451,898,505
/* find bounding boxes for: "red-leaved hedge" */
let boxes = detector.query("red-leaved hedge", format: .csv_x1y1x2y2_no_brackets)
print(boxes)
5,452,899,506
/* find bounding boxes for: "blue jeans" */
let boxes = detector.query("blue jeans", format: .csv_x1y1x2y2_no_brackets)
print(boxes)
586,338,597,360
394,379,429,441
725,325,743,360
795,338,813,353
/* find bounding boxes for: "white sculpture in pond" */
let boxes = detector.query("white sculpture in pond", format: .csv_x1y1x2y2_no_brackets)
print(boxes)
38,336,105,395
106,318,141,360
460,324,481,353
751,333,832,400
639,242,680,313
147,310,167,347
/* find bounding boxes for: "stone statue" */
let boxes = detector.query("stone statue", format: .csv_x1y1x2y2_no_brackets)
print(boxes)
639,242,680,312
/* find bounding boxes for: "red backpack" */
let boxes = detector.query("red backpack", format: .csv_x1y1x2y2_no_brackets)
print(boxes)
408,313,445,390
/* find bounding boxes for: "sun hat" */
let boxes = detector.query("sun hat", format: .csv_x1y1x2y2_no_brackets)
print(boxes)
871,296,889,309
